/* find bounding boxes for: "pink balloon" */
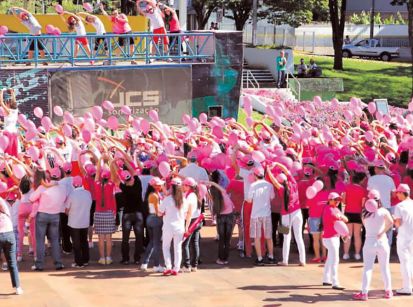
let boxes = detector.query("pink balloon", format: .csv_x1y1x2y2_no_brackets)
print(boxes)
107,116,118,130
199,113,208,124
82,129,92,143
368,102,376,114
251,150,265,163
165,141,175,155
228,132,239,147
158,161,171,178
64,111,74,125
83,2,93,12
91,106,103,120
102,100,114,112
62,124,72,137
313,180,324,192
27,146,40,161
350,97,359,110
334,220,349,236
344,110,353,121
0,25,8,35
34,107,43,119
132,118,141,132
354,107,363,117
140,118,150,134
41,116,53,132
84,118,96,132
243,96,252,117
0,182,7,193
12,164,26,179
121,105,131,116
182,114,191,125
212,126,224,139
53,106,63,116
365,131,374,143
215,153,229,170
55,4,64,14
149,110,159,122
365,199,378,213
306,186,317,199
188,118,198,132
0,135,9,151
53,27,61,36
45,24,55,34
246,117,254,127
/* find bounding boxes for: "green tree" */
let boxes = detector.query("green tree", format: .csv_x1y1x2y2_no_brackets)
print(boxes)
391,0,413,97
312,0,329,22
328,0,347,70
224,0,253,31
192,0,223,30
259,0,314,27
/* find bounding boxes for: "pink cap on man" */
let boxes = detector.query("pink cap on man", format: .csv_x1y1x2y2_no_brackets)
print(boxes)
72,176,83,188
395,184,410,194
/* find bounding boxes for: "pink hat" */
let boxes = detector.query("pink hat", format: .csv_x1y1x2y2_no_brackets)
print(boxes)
327,160,339,171
260,130,271,140
143,160,155,169
50,167,61,179
328,192,341,200
55,136,64,144
101,167,111,180
171,177,182,186
302,157,313,164
276,173,287,182
285,148,297,157
85,164,96,176
120,170,132,181
187,151,198,161
253,167,265,178
63,162,72,173
395,184,410,194
241,155,254,166
72,176,83,187
368,189,380,200
386,152,396,162
183,177,197,187
150,177,165,186
374,159,386,168
303,166,313,176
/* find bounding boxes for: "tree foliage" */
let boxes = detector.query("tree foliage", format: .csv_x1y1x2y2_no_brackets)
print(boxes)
224,0,253,31
312,0,330,22
259,0,314,27
192,0,223,30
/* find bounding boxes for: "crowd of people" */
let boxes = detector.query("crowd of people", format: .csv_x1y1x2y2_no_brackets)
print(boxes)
1,86,413,301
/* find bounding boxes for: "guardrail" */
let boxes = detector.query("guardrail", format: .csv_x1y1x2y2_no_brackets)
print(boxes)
286,71,301,102
242,69,260,89
0,32,215,66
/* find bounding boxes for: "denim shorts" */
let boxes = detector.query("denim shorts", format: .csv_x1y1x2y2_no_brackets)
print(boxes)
308,217,321,234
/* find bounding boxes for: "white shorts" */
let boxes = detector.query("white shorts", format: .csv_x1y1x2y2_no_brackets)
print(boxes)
250,216,272,239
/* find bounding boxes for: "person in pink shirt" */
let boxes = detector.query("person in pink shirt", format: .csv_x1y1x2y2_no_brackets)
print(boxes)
342,172,367,261
267,162,306,266
161,4,181,55
94,161,116,265
322,192,348,290
226,178,244,254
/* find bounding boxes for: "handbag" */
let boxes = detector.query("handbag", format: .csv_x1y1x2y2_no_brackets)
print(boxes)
277,214,291,235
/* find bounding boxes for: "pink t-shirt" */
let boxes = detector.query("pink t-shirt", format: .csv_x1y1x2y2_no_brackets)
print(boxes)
308,190,329,218
220,193,234,215
298,179,314,209
168,12,181,32
30,183,68,216
226,180,243,213
279,175,300,215
111,14,131,34
84,175,96,200
322,206,341,239
94,181,116,214
344,183,367,213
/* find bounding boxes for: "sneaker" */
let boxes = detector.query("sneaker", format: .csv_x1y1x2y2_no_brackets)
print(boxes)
216,259,225,265
299,262,306,267
131,60,137,65
71,263,84,268
384,290,393,299
105,257,113,265
171,270,178,276
224,261,229,265
90,60,95,65
153,266,165,273
354,254,361,261
98,258,106,265
15,287,23,295
182,267,191,273
343,254,350,260
55,264,64,271
322,282,332,286
31,265,43,271
266,257,276,264
163,269,172,276
396,289,412,295
17,256,23,262
62,250,71,255
332,285,345,290
1,262,8,271
321,256,327,262
310,257,321,263
352,292,368,301
88,242,94,249
239,250,245,258
191,267,197,272
255,258,265,266
42,62,48,66
140,264,148,271
237,241,244,250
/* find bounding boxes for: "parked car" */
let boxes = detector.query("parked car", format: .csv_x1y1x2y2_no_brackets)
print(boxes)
342,39,400,61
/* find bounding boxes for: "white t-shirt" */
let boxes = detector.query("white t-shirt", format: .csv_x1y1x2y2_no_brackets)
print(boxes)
3,109,18,133
22,13,42,35
247,179,275,218
367,174,395,208
239,168,253,199
179,163,209,182
91,17,106,35
394,198,413,241
60,177,74,197
364,207,392,240
185,192,200,219
159,195,189,230
144,8,165,30
65,188,92,229
75,21,87,36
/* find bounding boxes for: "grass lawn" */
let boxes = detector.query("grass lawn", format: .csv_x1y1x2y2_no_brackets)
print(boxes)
294,52,412,106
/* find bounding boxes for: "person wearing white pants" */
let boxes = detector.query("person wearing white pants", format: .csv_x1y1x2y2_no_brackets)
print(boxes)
158,178,192,276
321,192,348,290
353,197,393,301
393,184,413,295
281,209,306,265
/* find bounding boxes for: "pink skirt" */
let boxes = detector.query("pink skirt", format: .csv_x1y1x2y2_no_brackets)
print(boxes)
3,131,18,157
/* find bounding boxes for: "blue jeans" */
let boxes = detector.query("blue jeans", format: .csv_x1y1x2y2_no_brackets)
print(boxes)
142,215,163,266
121,212,144,263
217,214,234,261
0,231,20,288
183,218,202,268
35,212,62,269
277,70,286,88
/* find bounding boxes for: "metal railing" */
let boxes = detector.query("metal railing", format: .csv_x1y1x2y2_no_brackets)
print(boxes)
0,32,215,66
242,69,260,89
286,71,301,102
